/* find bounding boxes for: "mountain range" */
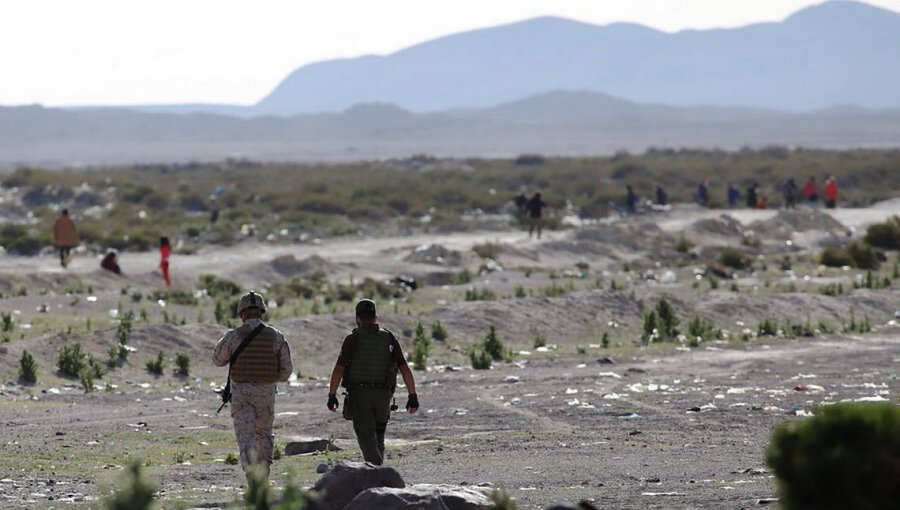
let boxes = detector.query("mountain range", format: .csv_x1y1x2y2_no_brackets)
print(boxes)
3,90,899,168
123,0,900,117
3,0,900,167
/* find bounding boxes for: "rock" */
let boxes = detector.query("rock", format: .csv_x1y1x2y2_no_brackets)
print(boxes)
316,463,329,474
344,484,492,510
311,461,405,510
757,498,778,505
596,357,615,364
284,439,341,456
504,376,520,384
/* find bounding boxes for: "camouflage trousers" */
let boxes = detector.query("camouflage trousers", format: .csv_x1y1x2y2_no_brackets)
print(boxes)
230,382,276,477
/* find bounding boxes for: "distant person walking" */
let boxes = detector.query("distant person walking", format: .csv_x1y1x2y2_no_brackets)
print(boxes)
160,236,172,287
746,184,759,209
824,176,839,209
53,209,78,268
783,178,799,209
727,183,740,209
625,185,639,214
696,179,710,207
210,201,220,224
513,193,528,218
526,192,547,239
655,184,669,206
100,250,122,275
803,176,819,207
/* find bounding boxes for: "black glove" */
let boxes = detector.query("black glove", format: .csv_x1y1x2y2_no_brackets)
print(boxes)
327,393,339,412
405,393,419,412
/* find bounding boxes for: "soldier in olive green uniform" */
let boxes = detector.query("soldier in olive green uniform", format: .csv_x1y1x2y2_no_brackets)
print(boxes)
214,291,293,481
327,299,419,465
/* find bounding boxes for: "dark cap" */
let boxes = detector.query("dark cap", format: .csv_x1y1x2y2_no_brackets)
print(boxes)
355,299,376,315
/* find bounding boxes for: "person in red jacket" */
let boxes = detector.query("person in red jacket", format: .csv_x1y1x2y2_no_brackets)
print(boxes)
824,176,839,209
803,176,819,207
160,236,172,286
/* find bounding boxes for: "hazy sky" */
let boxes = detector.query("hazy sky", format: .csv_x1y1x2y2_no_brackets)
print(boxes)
2,0,899,106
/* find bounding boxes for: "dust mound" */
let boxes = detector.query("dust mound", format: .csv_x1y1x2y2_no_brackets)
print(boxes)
688,215,744,238
271,254,338,277
751,210,848,238
575,222,674,252
403,244,462,266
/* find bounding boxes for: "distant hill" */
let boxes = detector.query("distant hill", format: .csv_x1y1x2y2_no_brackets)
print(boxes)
4,90,900,168
108,1,900,117
242,0,900,115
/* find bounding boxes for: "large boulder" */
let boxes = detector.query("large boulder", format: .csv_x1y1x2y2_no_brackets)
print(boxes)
344,484,492,510
311,461,405,510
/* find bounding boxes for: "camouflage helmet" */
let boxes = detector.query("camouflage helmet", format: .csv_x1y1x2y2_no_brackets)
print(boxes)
237,290,267,315
355,299,376,316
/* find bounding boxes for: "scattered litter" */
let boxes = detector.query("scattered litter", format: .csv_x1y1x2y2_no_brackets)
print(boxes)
86,296,98,302
598,371,621,379
855,395,889,402
757,498,778,505
617,413,641,421
565,388,578,394
504,376,520,384
642,492,682,496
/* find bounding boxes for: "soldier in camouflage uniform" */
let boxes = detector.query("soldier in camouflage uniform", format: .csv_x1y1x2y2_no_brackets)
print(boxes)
213,291,293,481
327,299,419,465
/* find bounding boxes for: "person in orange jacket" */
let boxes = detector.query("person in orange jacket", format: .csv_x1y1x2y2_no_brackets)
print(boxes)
53,209,78,267
160,236,172,286
824,176,839,209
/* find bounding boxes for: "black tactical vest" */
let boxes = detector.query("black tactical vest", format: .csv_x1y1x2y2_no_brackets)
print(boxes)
344,327,398,390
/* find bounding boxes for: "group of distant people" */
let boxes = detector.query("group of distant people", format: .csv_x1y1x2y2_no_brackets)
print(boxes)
51,208,172,286
626,175,840,213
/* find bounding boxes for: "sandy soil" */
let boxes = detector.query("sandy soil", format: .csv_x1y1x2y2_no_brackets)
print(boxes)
0,202,898,509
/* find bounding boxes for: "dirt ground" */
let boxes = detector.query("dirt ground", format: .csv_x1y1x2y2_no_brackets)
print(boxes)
0,203,898,509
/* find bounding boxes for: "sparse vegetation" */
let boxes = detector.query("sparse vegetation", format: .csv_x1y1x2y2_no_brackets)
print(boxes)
145,351,165,375
412,322,430,371
224,452,239,465
719,247,753,270
19,350,38,383
482,326,507,361
821,242,880,270
686,316,721,346
766,403,900,510
57,343,87,378
102,461,157,510
431,320,448,341
863,215,900,249
174,353,190,376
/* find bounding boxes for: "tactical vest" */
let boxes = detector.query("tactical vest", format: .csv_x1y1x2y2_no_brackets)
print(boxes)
344,327,398,390
231,323,281,383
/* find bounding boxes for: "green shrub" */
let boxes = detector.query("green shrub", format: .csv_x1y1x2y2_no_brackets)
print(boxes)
686,316,720,346
488,489,521,510
431,321,448,341
79,368,95,393
641,309,658,344
224,452,239,465
766,403,900,510
601,332,610,348
412,322,430,371
532,328,546,349
655,298,680,341
469,348,492,370
472,242,501,260
174,353,190,376
863,215,900,249
0,224,47,256
1,312,13,332
822,242,880,270
758,318,778,337
483,326,506,361
19,350,38,383
145,351,165,375
465,287,497,301
57,343,87,378
719,247,753,270
102,461,157,510
675,235,694,253
198,274,242,299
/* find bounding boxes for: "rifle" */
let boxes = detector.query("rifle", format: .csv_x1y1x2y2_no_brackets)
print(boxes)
217,323,266,413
